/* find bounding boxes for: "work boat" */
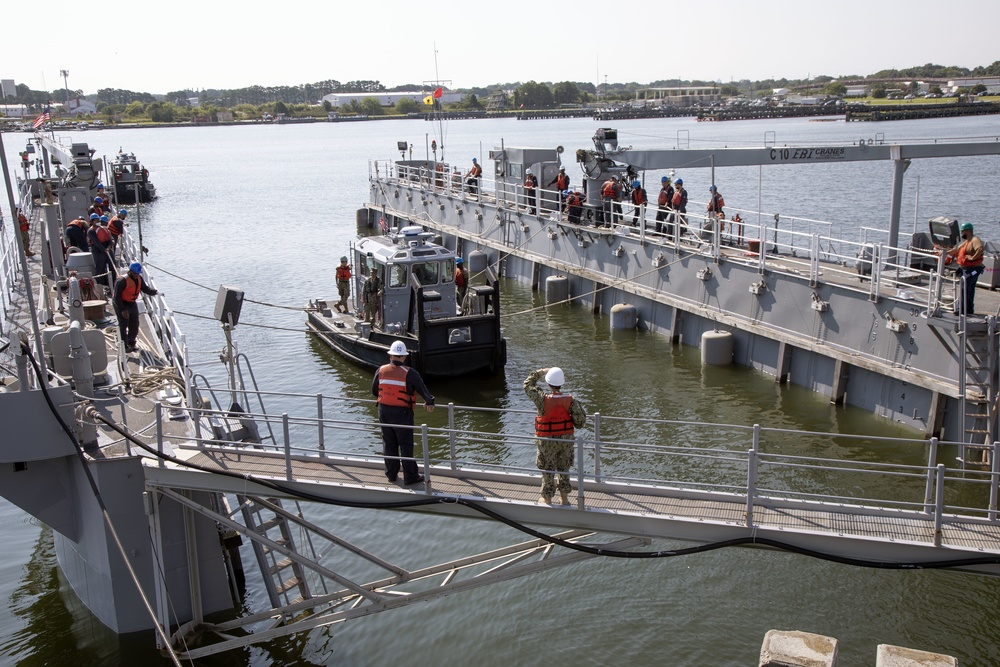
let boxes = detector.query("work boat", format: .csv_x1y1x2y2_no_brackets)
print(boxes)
110,149,156,203
306,225,506,376
5,132,1000,663
365,129,1000,454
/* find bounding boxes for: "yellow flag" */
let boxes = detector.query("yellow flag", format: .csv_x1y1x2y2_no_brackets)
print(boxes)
423,94,434,105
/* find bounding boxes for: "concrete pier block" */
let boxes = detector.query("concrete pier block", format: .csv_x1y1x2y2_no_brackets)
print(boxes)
876,644,957,667
759,630,838,667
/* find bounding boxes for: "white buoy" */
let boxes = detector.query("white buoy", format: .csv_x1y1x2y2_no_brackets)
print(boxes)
468,250,488,274
701,330,733,366
610,303,638,330
545,275,569,304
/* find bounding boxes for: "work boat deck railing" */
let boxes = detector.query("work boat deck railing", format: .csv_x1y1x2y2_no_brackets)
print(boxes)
373,162,966,315
152,388,1000,544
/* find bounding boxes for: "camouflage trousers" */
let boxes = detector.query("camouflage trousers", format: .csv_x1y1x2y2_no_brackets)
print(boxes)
337,281,350,308
536,436,574,497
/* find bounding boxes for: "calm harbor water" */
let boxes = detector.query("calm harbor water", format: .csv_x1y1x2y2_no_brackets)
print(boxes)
2,115,1000,665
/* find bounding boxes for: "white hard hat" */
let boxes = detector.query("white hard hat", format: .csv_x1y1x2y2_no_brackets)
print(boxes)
388,340,408,356
545,367,565,386
525,168,532,174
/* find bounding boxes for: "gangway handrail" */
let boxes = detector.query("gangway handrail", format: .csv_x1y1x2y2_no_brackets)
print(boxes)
154,391,1000,527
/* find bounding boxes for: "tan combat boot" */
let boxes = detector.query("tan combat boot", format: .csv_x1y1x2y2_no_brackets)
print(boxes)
559,491,570,506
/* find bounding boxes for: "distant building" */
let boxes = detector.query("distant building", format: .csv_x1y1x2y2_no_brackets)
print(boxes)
845,85,867,98
633,86,721,107
947,77,1000,94
322,91,464,108
0,104,28,118
64,98,97,116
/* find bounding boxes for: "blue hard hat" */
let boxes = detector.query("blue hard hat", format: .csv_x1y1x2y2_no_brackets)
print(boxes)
129,262,142,274
675,178,683,185
661,176,669,182
472,157,477,162
100,215,109,223
119,209,128,216
455,257,463,264
97,182,104,189
632,180,641,188
89,213,99,220
94,196,103,204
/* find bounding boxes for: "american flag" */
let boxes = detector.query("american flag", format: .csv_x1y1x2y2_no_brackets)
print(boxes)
32,108,51,130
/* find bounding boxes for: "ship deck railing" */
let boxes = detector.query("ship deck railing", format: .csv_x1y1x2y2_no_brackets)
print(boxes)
370,164,964,315
146,389,1000,540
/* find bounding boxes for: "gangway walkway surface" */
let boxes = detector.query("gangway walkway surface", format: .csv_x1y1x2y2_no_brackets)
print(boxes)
144,433,1000,576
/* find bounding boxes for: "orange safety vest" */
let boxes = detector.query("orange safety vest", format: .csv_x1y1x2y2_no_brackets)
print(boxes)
96,226,112,244
957,239,983,268
336,265,351,282
109,216,124,236
470,164,482,177
566,193,581,208
632,188,646,205
601,180,617,198
122,274,143,302
535,393,575,437
556,173,569,190
377,363,415,408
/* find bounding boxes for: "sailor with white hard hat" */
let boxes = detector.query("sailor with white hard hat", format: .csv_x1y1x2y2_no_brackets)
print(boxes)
372,341,436,485
523,366,587,505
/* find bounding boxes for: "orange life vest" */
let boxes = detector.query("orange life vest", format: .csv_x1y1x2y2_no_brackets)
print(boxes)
566,193,581,208
377,363,415,408
958,239,983,268
632,188,646,205
601,180,617,198
469,164,482,178
455,267,467,288
121,274,143,302
657,188,671,207
18,213,29,232
535,393,575,437
556,173,569,190
336,265,351,282
96,227,112,244
109,217,124,237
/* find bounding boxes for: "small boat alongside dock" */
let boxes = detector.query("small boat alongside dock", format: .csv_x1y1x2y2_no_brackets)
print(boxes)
306,226,506,376
110,149,156,202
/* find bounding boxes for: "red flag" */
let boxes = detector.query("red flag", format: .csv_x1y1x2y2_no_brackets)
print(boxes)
433,87,443,99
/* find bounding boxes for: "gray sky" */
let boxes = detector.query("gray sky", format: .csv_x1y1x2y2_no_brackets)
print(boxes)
8,0,999,95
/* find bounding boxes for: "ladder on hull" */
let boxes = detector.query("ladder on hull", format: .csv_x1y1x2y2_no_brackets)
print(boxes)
959,316,998,466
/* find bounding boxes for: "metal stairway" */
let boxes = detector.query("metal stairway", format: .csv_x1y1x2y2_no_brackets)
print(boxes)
238,496,313,614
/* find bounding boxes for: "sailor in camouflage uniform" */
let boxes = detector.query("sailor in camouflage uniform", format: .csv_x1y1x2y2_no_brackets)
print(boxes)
524,367,586,505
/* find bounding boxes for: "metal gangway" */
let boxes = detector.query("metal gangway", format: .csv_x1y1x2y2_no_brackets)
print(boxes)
126,387,1000,657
